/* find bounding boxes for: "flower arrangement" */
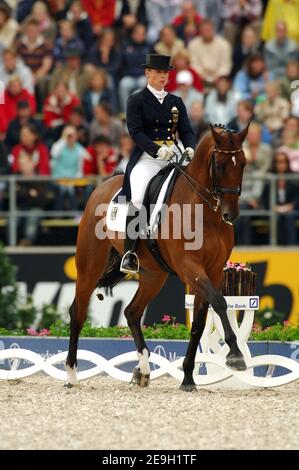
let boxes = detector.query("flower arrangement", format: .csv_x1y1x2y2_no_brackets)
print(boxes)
222,260,256,296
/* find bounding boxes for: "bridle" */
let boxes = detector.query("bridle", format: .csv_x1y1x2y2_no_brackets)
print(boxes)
171,143,244,213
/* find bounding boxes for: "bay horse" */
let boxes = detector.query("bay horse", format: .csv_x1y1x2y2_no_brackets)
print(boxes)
66,124,249,391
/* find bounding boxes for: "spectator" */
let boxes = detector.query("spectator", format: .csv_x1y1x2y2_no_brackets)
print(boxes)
84,135,117,177
82,69,117,122
280,60,299,101
233,53,274,101
28,1,57,43
205,76,239,125
195,0,223,33
166,49,203,92
262,0,299,44
222,0,262,46
115,133,134,173
0,141,9,210
146,0,183,43
53,20,84,64
228,100,254,131
232,25,262,76
0,3,19,50
0,48,34,94
48,0,69,21
16,153,46,246
89,103,124,146
43,82,80,144
66,1,93,49
5,100,42,152
86,28,121,87
17,0,35,23
188,100,209,140
118,23,149,112
51,125,90,210
11,124,50,175
173,70,203,114
188,19,232,86
50,48,90,99
0,75,36,134
115,0,148,39
68,106,89,148
243,122,273,173
264,21,298,79
263,151,299,245
277,116,299,172
172,1,202,43
154,25,185,57
255,80,290,142
81,0,116,37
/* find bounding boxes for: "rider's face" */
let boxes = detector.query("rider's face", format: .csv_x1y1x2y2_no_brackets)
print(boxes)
145,68,169,91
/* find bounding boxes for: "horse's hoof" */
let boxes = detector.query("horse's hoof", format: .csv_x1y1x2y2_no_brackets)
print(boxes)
180,383,197,392
226,354,247,371
131,367,150,387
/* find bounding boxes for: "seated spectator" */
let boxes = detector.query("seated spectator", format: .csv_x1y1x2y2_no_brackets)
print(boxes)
262,0,299,44
43,82,80,143
50,48,90,99
280,60,299,101
264,21,298,80
146,0,183,43
28,1,57,43
118,23,149,112
277,116,299,172
16,153,46,246
188,100,209,141
115,133,134,173
48,0,69,21
82,69,116,122
172,1,202,43
263,151,299,245
255,81,290,143
0,75,36,134
232,25,262,76
242,122,272,173
173,70,203,115
11,124,50,175
188,19,232,87
17,1,35,23
5,100,42,152
84,135,117,177
0,3,19,50
115,0,148,39
195,0,223,33
68,106,89,148
66,1,93,49
81,0,116,37
222,0,262,46
51,125,90,210
89,103,124,146
53,20,84,64
86,28,121,88
154,25,185,57
0,48,34,94
166,49,203,92
205,76,239,126
227,100,254,132
233,53,274,102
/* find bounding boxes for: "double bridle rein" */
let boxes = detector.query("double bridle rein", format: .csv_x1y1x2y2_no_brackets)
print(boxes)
172,145,244,213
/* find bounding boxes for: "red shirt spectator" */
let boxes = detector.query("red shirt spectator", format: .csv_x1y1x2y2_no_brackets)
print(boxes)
172,1,202,42
0,76,36,133
11,124,50,175
166,50,203,92
81,0,116,28
84,135,116,176
43,82,80,129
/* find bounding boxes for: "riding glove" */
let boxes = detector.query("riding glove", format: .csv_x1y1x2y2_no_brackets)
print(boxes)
156,145,173,161
185,147,195,160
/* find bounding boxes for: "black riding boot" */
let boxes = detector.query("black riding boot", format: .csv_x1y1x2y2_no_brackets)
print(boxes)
120,203,140,274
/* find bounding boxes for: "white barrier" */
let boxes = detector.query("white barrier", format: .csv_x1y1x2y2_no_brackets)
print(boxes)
0,296,299,387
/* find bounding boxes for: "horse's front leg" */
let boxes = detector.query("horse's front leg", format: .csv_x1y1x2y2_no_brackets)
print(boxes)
180,298,209,392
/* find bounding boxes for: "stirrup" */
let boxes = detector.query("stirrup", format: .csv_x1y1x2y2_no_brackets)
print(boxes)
120,250,140,274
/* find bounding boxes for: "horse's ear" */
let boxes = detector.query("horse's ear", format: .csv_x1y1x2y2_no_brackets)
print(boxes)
238,122,250,142
210,124,222,145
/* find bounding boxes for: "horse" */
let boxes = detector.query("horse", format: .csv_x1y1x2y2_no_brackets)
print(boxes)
65,124,249,391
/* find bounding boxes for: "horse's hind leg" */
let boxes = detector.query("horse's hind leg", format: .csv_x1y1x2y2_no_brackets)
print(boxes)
124,270,167,387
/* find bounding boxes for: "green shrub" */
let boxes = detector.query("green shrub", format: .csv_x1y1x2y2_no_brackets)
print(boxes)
0,244,18,329
254,307,286,328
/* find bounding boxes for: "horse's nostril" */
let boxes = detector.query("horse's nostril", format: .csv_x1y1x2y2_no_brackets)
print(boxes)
223,213,229,221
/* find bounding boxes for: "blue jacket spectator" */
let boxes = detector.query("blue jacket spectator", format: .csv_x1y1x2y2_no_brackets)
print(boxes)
82,69,117,122
67,1,94,51
233,53,274,102
264,21,298,80
53,19,84,63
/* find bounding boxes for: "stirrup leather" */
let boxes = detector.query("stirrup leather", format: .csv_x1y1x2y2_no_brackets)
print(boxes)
120,250,140,274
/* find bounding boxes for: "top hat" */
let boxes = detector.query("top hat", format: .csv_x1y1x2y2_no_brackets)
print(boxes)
142,54,174,70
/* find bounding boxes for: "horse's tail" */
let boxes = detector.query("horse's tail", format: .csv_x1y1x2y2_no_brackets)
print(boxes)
97,247,126,297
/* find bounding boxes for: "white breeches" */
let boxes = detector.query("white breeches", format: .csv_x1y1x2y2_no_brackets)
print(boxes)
130,152,169,209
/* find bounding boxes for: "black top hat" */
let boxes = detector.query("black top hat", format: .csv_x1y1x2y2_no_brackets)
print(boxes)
142,54,174,71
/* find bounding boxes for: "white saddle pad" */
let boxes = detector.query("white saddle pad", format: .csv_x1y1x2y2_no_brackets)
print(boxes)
106,168,175,235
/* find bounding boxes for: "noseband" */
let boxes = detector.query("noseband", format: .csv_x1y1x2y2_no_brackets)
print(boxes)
210,147,244,196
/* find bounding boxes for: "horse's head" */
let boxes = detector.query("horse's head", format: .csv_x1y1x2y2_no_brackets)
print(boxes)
209,124,248,223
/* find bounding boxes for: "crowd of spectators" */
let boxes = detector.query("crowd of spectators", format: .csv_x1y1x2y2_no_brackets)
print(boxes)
0,0,299,246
